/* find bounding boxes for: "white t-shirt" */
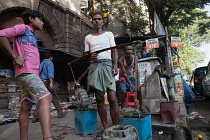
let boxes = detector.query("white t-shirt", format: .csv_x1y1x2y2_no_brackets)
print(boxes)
84,32,116,60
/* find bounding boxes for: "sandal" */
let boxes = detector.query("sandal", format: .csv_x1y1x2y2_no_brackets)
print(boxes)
96,130,104,140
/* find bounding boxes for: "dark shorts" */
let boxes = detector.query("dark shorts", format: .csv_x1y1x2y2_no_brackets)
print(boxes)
120,75,136,93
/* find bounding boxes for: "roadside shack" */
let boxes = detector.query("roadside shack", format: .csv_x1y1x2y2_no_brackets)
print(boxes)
115,35,183,113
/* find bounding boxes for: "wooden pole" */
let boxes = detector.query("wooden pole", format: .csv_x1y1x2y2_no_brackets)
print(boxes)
67,40,143,65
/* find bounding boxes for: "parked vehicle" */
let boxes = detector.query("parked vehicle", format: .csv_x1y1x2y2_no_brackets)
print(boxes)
190,66,207,96
202,62,210,100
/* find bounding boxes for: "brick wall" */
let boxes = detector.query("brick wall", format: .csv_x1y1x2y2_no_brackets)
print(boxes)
39,0,92,57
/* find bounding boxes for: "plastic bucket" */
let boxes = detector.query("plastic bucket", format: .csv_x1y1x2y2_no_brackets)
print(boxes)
120,113,152,140
74,109,97,136
160,101,180,124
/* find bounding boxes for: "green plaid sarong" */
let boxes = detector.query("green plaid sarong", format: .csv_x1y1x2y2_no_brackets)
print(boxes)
87,59,116,101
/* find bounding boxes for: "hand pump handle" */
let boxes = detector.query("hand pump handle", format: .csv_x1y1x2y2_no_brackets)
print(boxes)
67,40,143,65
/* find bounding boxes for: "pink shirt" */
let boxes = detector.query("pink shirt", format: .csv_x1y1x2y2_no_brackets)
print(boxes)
0,24,40,77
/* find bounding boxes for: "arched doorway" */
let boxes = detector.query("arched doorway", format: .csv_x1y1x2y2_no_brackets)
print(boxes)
0,7,54,49
0,7,54,69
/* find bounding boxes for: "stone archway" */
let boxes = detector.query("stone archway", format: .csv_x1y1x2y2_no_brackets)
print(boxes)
38,0,65,50
0,0,93,57
0,0,64,50
0,7,54,49
0,6,54,69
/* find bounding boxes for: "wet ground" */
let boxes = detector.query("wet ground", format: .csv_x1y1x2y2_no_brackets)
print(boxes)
187,96,210,140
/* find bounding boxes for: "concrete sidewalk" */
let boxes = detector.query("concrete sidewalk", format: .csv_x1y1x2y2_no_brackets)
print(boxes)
151,94,190,140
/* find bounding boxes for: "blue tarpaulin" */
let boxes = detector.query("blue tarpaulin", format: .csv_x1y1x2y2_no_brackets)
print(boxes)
182,78,195,103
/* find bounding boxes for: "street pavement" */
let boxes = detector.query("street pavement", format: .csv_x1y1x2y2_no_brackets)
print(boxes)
0,106,103,140
0,94,190,140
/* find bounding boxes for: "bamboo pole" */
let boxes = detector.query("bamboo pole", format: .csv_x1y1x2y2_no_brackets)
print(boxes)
67,40,143,65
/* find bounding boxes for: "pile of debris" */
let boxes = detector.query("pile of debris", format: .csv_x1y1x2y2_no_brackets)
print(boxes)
187,112,205,120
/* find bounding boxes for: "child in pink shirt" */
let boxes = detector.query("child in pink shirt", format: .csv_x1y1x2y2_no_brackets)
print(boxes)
0,10,53,140
0,24,40,77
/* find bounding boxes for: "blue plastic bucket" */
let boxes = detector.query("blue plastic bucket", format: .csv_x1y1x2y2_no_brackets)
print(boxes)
74,109,97,136
120,113,152,140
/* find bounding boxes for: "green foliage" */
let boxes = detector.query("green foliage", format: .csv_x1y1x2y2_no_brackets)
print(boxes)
95,0,210,72
144,0,210,26
178,44,204,73
96,0,210,36
144,0,210,72
169,9,210,36
95,0,149,35
178,18,210,72
116,6,149,35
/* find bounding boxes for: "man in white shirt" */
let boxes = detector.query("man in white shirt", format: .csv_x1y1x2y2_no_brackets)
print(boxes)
84,11,119,138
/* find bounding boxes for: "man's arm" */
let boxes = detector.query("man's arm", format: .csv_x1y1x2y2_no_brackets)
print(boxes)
111,48,118,75
84,51,97,61
83,51,90,56
78,70,88,82
49,78,54,91
0,37,16,59
47,62,54,90
109,32,118,75
0,25,26,66
0,37,25,66
118,57,126,76
135,56,141,91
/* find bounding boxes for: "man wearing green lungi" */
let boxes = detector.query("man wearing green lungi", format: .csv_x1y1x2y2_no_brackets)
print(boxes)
84,11,119,138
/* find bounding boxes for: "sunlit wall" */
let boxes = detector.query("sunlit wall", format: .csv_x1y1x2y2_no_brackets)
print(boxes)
51,0,80,15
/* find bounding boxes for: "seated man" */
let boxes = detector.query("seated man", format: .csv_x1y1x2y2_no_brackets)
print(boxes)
118,45,143,111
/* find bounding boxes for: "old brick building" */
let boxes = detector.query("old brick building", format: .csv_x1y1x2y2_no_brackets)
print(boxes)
0,0,93,58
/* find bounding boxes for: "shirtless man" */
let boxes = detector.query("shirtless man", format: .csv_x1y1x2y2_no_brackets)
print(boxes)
118,45,143,111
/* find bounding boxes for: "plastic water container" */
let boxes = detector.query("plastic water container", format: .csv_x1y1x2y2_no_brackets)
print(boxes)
160,101,180,124
74,109,97,136
103,125,137,140
120,113,152,140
